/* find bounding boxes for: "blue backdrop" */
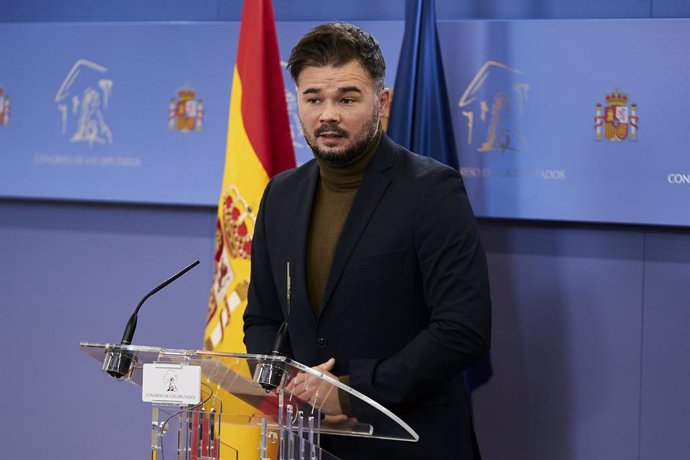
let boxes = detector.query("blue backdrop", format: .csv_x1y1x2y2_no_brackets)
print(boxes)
1,19,688,225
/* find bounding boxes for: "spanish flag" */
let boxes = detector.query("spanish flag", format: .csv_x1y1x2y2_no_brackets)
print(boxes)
205,0,295,457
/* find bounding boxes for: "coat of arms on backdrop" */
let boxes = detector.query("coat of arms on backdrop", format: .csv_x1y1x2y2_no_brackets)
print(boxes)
169,87,204,132
0,86,10,127
595,90,639,141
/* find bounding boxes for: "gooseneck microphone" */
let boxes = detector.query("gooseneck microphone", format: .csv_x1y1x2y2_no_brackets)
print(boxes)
271,322,289,356
103,260,201,380
120,259,200,345
270,261,291,355
256,262,291,392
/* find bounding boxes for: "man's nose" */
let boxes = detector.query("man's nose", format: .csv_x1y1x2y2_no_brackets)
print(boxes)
319,101,340,124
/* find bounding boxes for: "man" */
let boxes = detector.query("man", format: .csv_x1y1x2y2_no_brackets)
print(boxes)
243,22,491,459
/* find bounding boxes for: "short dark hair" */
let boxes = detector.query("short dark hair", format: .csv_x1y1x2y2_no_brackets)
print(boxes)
287,22,386,91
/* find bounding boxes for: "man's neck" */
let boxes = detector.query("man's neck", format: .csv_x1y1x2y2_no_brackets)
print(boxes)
316,129,383,188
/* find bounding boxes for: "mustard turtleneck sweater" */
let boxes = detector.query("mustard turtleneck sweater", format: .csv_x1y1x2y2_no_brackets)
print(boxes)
306,130,383,315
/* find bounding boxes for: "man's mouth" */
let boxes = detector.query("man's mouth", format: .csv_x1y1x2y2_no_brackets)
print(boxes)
315,125,348,139
319,132,344,138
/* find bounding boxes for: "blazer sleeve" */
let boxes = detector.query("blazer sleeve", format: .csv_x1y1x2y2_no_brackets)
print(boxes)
348,167,492,407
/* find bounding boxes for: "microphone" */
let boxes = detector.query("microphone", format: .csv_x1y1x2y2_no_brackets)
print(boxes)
271,322,289,356
103,260,201,380
270,260,291,355
256,262,291,391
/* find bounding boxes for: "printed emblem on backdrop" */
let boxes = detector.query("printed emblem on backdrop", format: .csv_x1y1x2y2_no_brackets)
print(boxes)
594,90,638,141
281,61,307,158
55,59,114,146
168,87,204,132
458,61,530,152
0,85,10,127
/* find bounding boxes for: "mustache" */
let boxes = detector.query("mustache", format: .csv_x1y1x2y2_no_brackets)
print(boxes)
314,124,349,138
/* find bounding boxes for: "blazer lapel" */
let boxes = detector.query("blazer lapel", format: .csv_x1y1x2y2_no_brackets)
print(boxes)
318,135,397,314
291,161,320,320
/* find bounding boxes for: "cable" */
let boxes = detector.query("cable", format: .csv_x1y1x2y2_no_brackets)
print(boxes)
159,382,215,460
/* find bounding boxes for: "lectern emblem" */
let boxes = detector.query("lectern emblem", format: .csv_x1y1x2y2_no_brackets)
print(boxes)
165,375,178,392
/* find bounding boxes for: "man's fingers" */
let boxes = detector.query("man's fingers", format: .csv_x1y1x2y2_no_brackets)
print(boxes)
323,414,349,424
317,357,336,372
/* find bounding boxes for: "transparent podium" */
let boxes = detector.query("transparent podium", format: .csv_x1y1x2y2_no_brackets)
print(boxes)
81,342,418,460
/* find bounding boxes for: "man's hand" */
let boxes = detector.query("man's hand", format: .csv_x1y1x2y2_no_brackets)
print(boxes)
286,358,348,422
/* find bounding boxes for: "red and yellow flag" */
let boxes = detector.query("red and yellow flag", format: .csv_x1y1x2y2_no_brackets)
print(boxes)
205,0,295,457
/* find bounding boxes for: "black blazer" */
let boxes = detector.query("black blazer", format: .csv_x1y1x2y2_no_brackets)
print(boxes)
244,134,491,459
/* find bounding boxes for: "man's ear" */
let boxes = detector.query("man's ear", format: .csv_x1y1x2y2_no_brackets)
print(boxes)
378,88,392,117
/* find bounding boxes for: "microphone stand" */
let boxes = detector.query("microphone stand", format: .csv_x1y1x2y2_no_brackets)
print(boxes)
256,262,291,392
102,260,200,380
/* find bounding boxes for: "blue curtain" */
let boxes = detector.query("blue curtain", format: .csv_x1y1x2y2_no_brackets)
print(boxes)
388,0,493,395
387,0,458,168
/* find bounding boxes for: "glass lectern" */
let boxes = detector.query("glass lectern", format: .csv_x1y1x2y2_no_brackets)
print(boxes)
81,342,418,460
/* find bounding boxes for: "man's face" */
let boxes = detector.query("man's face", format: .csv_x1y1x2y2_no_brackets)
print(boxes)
296,60,390,164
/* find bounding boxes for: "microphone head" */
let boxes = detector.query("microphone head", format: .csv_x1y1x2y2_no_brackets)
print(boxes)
254,357,286,392
102,347,137,380
120,313,138,346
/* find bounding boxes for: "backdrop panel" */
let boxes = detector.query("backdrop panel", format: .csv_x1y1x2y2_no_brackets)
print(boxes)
1,20,688,226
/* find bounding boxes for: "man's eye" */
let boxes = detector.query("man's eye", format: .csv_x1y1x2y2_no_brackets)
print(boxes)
341,98,355,104
306,98,320,104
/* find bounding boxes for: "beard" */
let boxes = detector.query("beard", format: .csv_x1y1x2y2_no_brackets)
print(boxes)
303,109,380,165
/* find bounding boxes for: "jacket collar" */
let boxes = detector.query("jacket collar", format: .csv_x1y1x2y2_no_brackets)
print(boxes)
318,134,397,315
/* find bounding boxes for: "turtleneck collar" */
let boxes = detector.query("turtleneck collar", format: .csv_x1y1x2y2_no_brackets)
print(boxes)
315,129,383,189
